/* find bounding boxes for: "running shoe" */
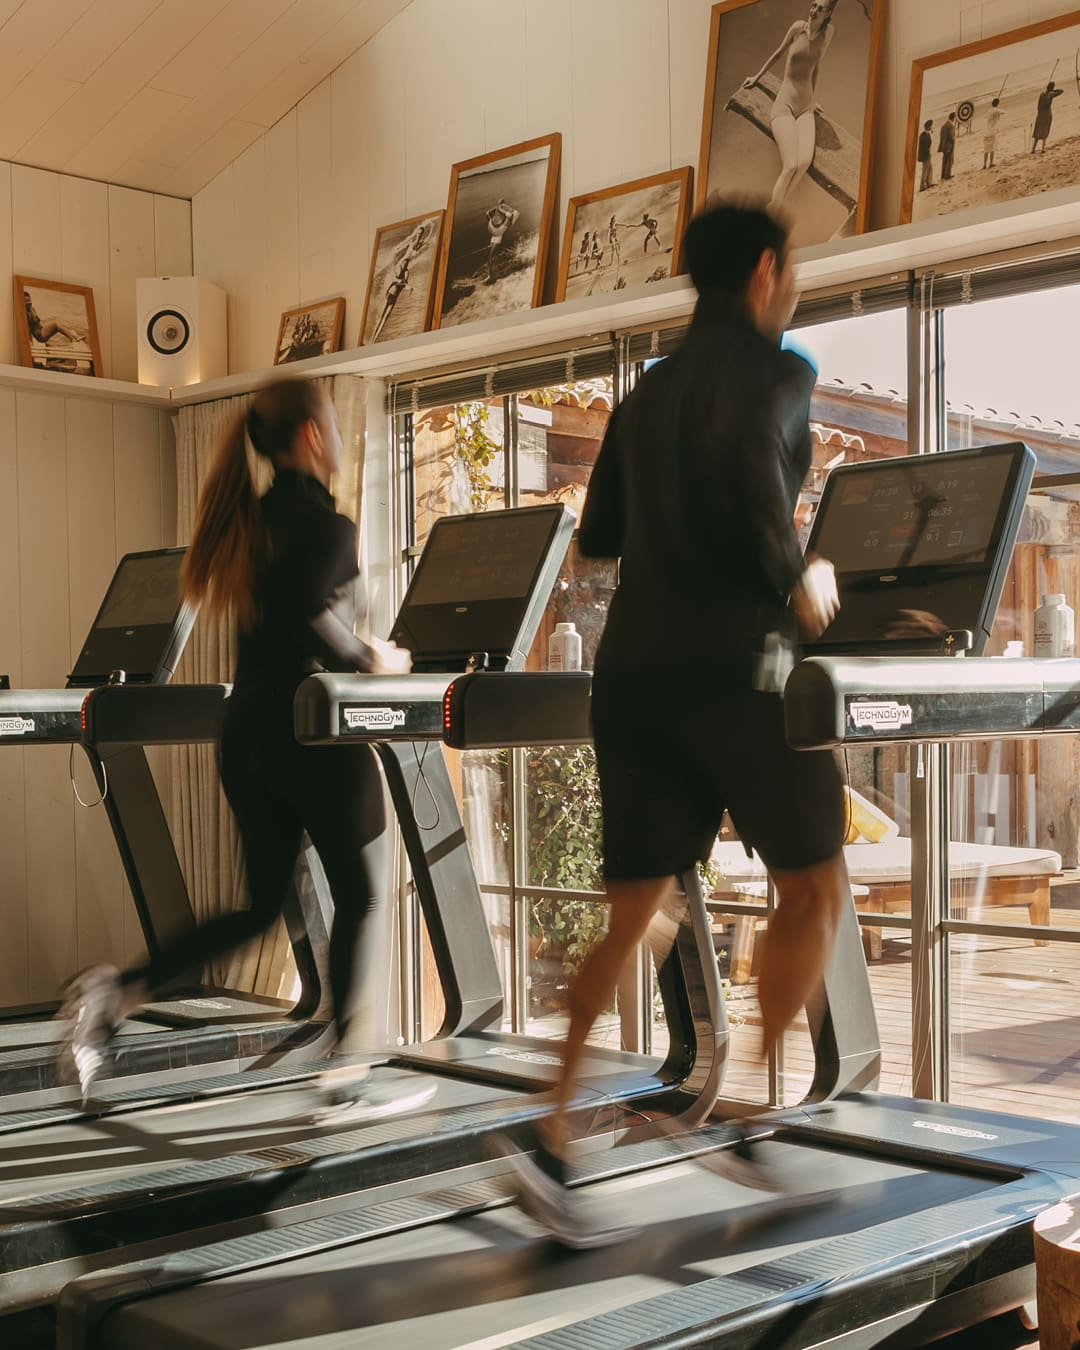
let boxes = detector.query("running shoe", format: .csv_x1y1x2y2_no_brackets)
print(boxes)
492,1136,639,1249
307,1066,437,1125
57,964,124,1104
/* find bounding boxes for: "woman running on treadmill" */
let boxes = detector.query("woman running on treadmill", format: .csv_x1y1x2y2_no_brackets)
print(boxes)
740,0,837,210
59,378,430,1122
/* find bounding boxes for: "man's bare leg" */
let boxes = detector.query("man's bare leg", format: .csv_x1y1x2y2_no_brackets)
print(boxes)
757,852,848,1057
539,876,673,1157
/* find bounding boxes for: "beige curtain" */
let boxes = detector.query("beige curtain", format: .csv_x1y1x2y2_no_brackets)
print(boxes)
167,375,368,997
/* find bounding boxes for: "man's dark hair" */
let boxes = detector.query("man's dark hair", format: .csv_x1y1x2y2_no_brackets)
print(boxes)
683,201,789,302
924,118,933,129
948,111,956,120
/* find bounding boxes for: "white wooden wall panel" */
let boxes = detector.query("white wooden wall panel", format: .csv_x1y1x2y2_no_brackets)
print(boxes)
297,81,337,308
0,163,12,366
61,176,113,380
108,186,156,382
400,0,488,211
154,195,194,279
65,398,126,973
523,0,573,147
2,386,172,998
667,0,718,184
329,67,369,346
265,113,302,359
17,392,77,1000
0,389,27,1007
11,166,63,279
231,140,271,376
354,25,407,255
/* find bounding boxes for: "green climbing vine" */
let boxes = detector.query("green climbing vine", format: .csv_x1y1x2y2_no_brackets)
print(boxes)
453,401,500,511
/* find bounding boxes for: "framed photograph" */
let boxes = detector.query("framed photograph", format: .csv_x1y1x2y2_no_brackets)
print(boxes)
359,210,444,346
556,167,694,302
698,0,885,246
274,297,345,365
432,133,561,330
902,10,1080,226
14,276,102,377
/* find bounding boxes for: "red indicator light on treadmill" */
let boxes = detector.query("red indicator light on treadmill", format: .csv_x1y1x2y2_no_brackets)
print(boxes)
81,694,91,732
443,683,455,732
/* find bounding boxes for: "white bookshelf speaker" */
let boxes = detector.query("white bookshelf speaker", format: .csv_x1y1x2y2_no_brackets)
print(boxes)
136,277,227,387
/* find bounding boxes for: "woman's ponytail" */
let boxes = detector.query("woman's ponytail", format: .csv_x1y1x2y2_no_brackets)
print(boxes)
180,412,262,629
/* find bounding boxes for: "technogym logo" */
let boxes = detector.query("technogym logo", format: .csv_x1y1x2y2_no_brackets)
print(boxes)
850,701,913,731
913,1120,997,1141
0,716,35,736
344,706,407,732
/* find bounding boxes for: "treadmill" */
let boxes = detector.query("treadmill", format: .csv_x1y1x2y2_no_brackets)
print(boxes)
53,444,1080,1350
0,550,330,1107
0,505,727,1343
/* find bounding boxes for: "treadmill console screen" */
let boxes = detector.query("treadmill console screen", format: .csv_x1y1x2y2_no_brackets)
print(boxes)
67,548,194,688
805,442,1035,657
391,504,574,671
812,454,1016,573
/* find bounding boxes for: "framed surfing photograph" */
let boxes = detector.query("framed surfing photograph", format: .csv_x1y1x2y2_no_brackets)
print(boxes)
432,133,561,330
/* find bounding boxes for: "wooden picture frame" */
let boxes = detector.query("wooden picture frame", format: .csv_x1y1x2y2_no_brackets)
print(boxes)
901,9,1080,226
358,210,444,346
14,275,102,378
432,132,561,331
556,167,694,303
697,0,885,246
274,296,345,365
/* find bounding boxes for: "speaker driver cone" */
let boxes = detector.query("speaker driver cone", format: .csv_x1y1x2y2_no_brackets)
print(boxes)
146,308,191,356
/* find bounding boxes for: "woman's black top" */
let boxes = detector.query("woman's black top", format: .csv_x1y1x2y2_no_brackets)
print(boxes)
579,307,814,684
231,468,373,718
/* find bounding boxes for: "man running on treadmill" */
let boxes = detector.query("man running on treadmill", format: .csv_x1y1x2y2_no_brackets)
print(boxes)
500,200,847,1246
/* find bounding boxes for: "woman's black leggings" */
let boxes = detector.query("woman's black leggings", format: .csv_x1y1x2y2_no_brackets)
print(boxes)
123,708,386,1038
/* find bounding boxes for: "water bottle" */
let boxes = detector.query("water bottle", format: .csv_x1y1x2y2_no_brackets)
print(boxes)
547,622,582,671
1033,594,1074,657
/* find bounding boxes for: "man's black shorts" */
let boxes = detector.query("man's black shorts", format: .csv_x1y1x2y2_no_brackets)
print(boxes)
591,673,845,881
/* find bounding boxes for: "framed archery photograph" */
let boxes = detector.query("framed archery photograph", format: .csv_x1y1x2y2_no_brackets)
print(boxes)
359,210,444,346
556,167,694,302
14,275,102,377
432,133,561,330
698,0,885,246
902,10,1080,225
274,297,345,365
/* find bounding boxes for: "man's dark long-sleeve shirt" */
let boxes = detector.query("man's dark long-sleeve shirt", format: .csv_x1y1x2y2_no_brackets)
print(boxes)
231,468,373,708
579,307,814,682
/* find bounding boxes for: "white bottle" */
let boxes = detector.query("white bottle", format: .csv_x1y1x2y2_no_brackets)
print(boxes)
547,622,582,671
1033,594,1075,658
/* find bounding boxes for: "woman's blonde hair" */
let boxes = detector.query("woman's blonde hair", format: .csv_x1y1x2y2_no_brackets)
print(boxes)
180,378,327,629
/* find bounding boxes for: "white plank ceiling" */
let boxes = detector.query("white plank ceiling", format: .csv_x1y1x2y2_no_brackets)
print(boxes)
0,0,413,199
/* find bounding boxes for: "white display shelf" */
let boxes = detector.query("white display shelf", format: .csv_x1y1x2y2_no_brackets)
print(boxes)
5,184,1080,410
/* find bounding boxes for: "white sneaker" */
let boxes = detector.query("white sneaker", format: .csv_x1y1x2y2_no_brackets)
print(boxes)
57,964,123,1104
307,1069,437,1126
492,1137,638,1250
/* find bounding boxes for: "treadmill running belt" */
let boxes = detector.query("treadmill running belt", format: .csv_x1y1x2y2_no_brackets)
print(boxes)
90,1140,1024,1350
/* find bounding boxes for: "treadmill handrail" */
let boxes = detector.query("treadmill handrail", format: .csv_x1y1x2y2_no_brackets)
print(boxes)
81,683,232,747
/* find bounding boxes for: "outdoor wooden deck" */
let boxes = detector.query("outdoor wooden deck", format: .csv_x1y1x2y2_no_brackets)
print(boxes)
535,876,1080,1128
